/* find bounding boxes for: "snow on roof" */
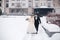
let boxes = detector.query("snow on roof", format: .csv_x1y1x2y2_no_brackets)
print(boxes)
40,6,48,8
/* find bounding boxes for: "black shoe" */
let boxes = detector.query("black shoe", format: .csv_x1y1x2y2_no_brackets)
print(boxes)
36,32,38,34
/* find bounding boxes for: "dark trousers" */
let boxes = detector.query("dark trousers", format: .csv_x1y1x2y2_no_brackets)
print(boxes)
34,23,39,32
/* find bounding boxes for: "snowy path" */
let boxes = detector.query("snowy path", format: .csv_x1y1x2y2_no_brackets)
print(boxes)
0,16,60,40
23,16,60,40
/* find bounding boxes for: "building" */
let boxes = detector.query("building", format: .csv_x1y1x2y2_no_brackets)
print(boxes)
0,0,4,13
53,0,60,13
0,0,1,10
0,0,60,15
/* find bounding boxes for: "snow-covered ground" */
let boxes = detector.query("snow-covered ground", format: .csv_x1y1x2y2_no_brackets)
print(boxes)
0,16,60,40
0,16,29,40
23,16,60,40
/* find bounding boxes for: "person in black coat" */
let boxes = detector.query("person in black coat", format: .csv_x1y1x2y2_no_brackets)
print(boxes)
34,15,41,34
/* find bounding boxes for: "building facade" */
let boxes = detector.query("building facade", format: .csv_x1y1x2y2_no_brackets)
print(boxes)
0,0,60,15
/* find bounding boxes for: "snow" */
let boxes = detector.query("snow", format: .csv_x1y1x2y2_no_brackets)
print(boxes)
40,16,60,32
0,16,29,40
40,6,48,8
0,16,60,40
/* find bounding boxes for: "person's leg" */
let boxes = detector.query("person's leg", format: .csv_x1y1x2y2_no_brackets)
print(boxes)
34,24,39,34
35,24,37,31
36,24,39,32
34,23,37,31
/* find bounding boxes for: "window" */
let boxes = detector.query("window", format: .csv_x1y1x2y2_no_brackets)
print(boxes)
0,3,1,7
44,3,45,6
22,3,26,6
6,3,9,7
29,6,31,7
29,0,31,2
35,3,39,7
35,0,39,1
41,3,42,6
47,0,51,1
59,0,60,1
11,9,15,13
35,5,38,7
0,0,1,1
16,3,20,7
12,0,15,1
58,3,60,6
48,3,51,7
11,3,14,6
29,0,32,7
6,0,9,2
58,0,60,5
53,4,55,7
16,9,20,13
28,3,32,7
22,0,25,1
17,0,20,1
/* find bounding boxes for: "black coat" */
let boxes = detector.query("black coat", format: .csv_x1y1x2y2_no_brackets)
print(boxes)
34,16,41,25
